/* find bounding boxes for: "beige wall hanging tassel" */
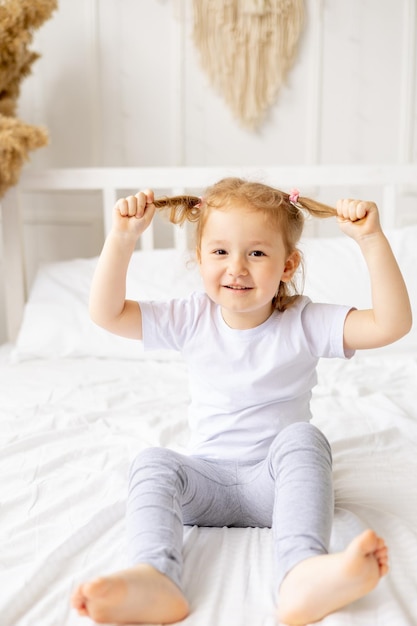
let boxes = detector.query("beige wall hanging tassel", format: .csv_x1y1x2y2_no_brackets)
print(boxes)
192,0,304,130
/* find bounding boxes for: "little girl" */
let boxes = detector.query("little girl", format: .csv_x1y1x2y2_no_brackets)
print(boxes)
72,177,411,625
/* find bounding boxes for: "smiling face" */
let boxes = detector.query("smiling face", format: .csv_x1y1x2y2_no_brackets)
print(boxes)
198,204,300,329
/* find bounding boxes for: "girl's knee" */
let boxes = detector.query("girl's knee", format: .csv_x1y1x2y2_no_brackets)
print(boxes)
278,422,330,449
132,446,177,467
269,422,332,470
129,447,184,484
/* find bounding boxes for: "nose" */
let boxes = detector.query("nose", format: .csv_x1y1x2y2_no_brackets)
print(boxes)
227,254,248,277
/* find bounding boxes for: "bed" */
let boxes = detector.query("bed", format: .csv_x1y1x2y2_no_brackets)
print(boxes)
1,165,417,626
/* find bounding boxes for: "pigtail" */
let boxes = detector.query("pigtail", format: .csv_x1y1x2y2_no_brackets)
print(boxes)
153,195,202,225
276,188,337,312
289,194,337,219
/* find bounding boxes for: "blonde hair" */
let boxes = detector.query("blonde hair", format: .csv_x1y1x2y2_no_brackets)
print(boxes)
153,177,337,311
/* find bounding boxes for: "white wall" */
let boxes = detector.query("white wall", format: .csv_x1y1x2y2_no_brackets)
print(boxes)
17,0,417,168
1,0,416,343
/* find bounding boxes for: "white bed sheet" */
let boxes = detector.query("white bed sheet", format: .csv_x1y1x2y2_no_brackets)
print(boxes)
1,346,417,626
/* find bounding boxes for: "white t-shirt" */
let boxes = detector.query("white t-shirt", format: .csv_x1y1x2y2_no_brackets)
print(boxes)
140,292,353,460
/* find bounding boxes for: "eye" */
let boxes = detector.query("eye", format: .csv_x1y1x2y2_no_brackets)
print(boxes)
213,249,227,255
250,250,266,257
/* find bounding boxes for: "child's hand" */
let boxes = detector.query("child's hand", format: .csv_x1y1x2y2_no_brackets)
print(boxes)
112,190,156,240
336,199,382,240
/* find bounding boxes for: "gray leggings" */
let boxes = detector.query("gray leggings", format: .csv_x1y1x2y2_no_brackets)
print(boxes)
126,421,333,590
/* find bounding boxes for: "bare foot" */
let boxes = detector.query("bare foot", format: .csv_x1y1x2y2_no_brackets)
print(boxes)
277,529,389,625
71,563,190,624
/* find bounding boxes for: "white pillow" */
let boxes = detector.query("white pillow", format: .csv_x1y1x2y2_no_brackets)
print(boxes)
13,249,203,360
300,224,417,354
13,226,416,359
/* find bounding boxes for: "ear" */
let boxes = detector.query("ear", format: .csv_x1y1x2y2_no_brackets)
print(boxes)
281,250,301,283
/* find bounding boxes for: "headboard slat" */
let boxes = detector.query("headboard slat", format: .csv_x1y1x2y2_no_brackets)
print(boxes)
1,187,27,341
102,187,118,236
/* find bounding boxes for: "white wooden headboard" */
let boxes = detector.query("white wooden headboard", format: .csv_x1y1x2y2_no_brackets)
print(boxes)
2,164,417,342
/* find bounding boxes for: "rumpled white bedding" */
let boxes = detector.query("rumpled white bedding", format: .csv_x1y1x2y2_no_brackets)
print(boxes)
1,347,417,626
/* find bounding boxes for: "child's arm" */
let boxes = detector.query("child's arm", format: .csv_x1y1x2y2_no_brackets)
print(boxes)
338,199,412,351
89,190,156,340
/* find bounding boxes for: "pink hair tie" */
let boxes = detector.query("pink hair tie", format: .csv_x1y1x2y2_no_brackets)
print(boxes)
289,188,300,205
190,196,204,215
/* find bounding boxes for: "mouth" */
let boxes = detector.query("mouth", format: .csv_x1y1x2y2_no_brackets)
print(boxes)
223,285,252,291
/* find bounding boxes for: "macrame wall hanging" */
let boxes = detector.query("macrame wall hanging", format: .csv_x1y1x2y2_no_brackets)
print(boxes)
192,0,304,130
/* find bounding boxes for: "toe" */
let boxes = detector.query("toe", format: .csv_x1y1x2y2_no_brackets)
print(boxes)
358,529,379,555
71,586,86,611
